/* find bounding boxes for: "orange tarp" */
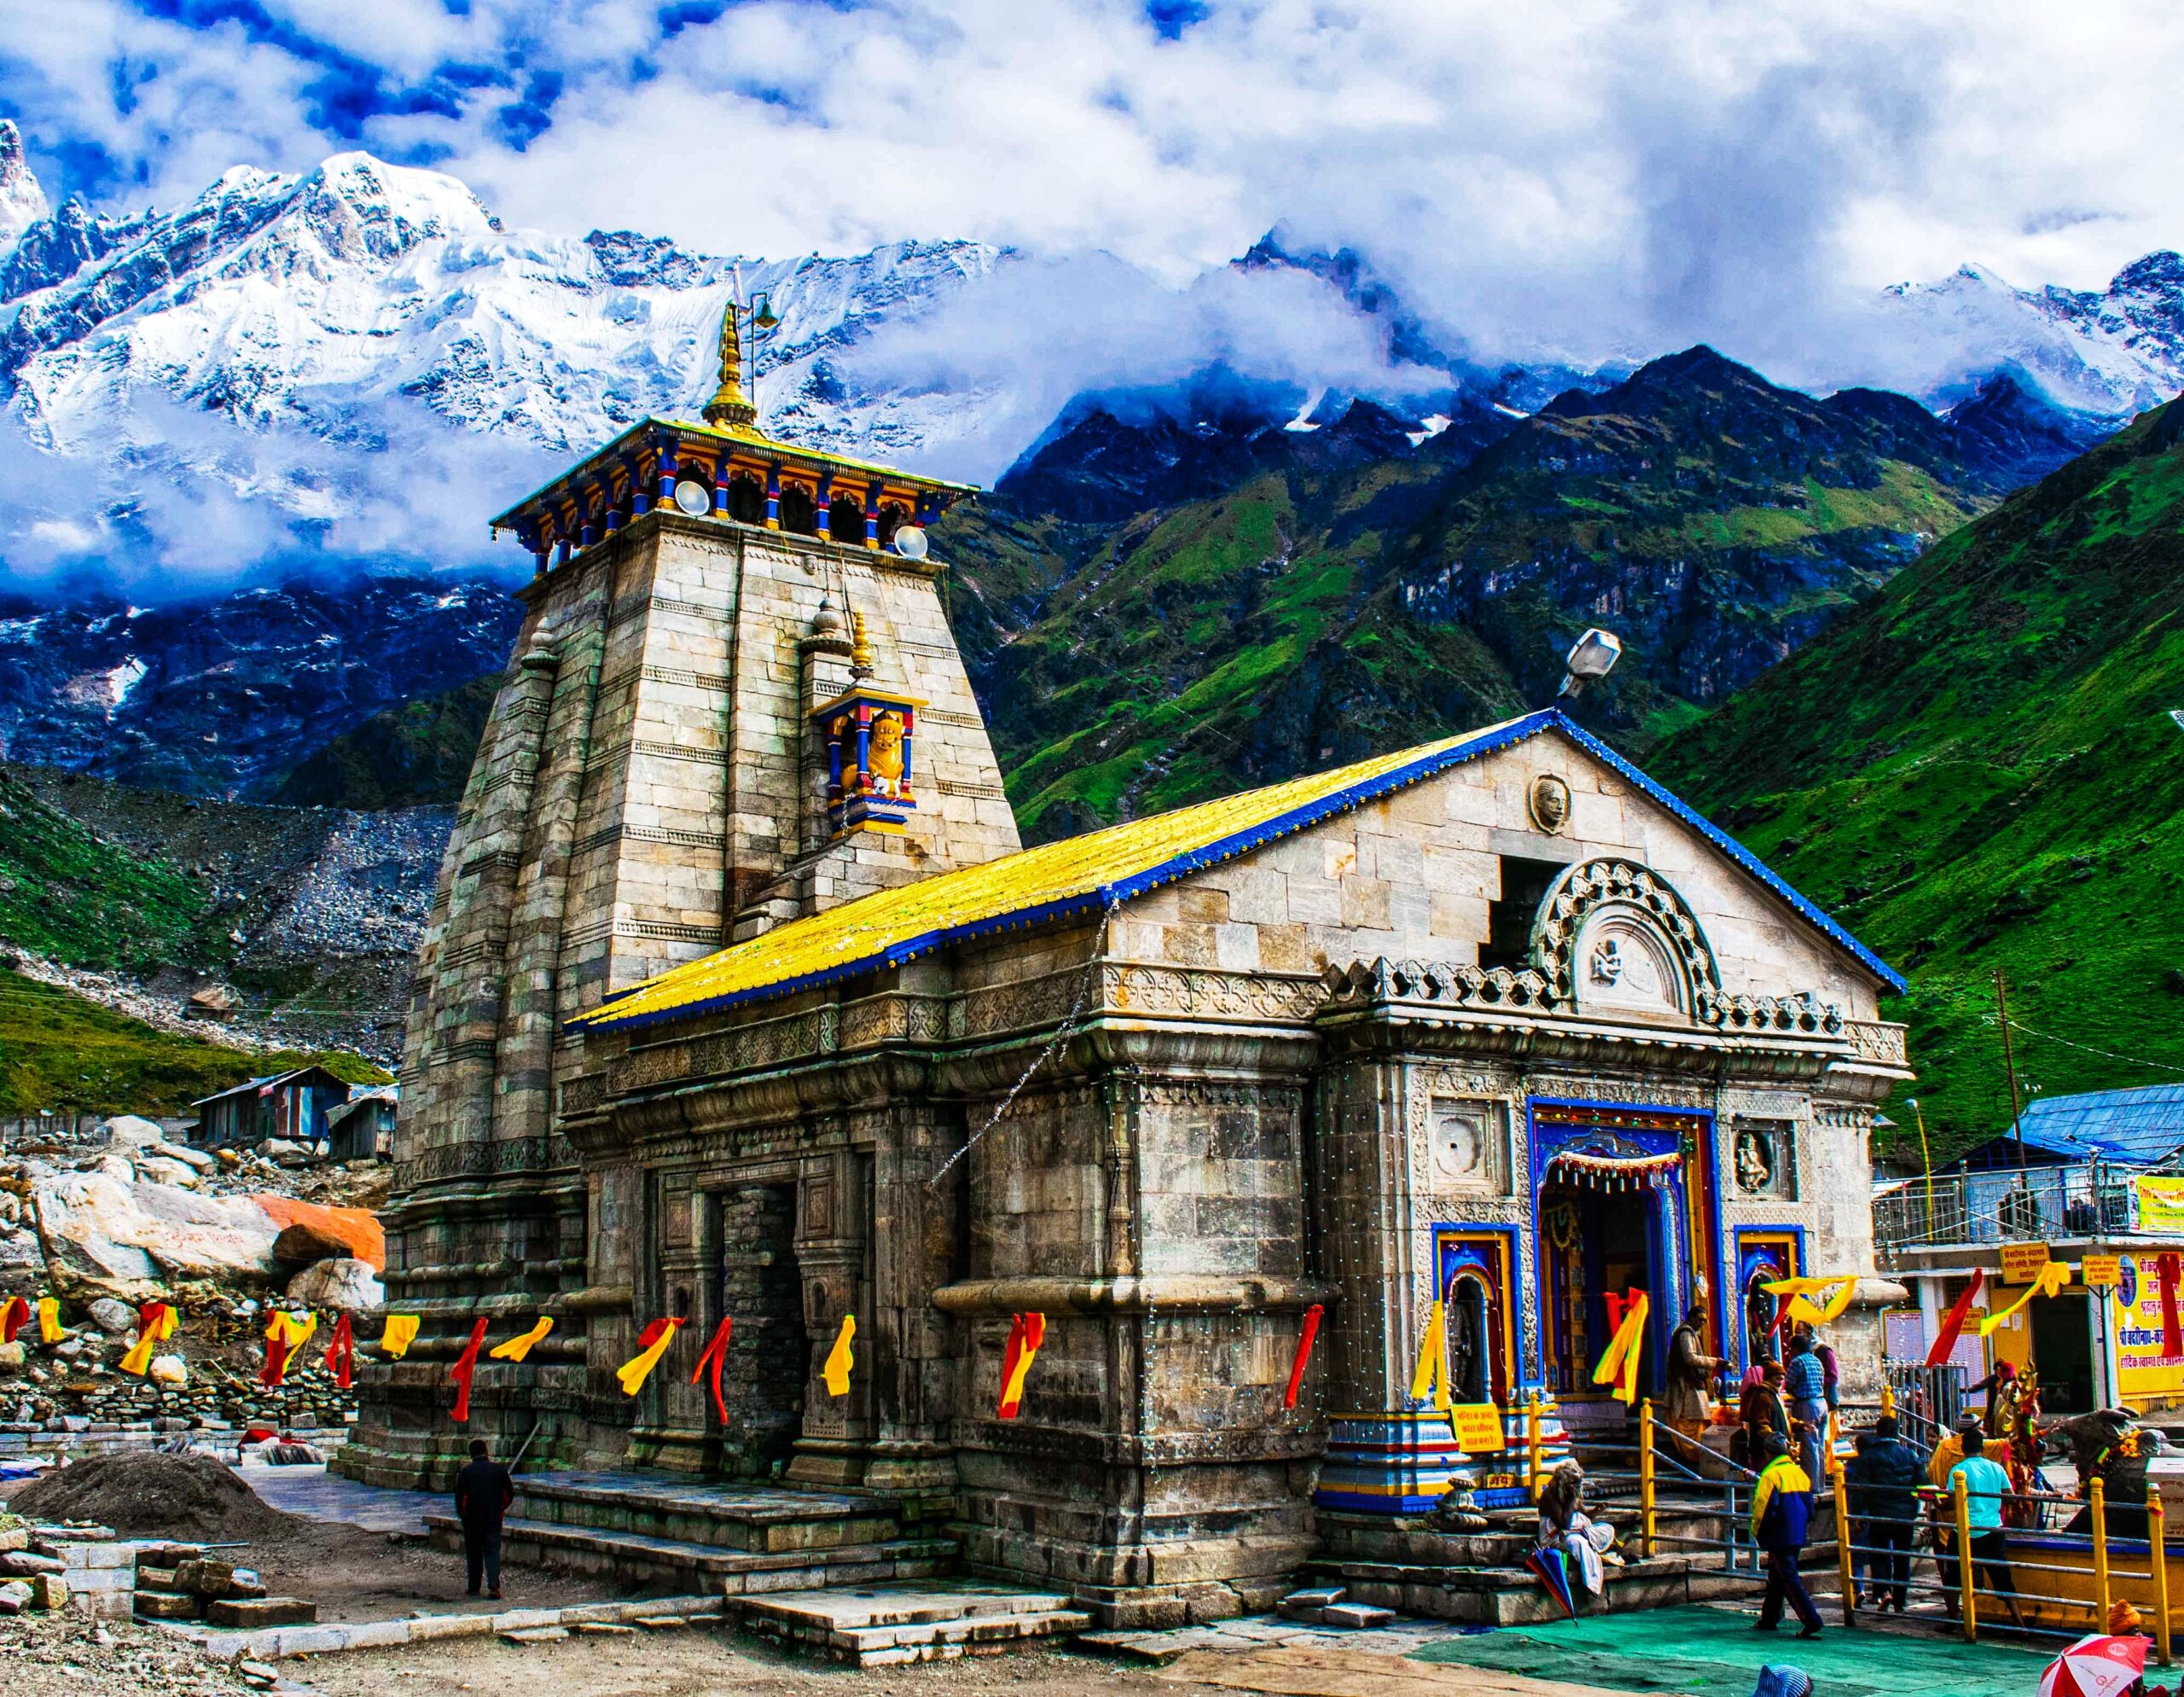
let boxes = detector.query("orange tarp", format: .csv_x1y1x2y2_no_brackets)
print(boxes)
252,1197,385,1272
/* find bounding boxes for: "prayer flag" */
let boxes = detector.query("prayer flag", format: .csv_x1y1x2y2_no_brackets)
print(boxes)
689,1316,734,1424
36,1297,62,1344
1762,1274,1858,1328
323,1313,355,1390
822,1314,857,1398
1980,1260,2069,1338
1926,1270,1984,1367
0,1296,30,1344
997,1312,1046,1420
1408,1300,1451,1410
1592,1288,1650,1404
449,1317,489,1421
119,1302,172,1375
1283,1304,1324,1411
616,1317,682,1396
490,1317,554,1363
259,1332,290,1388
2162,1253,2182,1360
379,1313,421,1359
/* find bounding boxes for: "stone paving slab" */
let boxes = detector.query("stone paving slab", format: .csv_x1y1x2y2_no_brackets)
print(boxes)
516,1471,873,1520
167,1591,725,1659
1077,1613,1461,1666
236,1462,440,1536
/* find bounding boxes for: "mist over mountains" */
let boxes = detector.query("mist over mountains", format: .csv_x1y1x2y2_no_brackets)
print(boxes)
2,115,2182,603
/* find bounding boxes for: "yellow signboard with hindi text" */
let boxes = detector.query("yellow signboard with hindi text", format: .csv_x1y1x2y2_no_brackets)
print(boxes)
2082,1254,2123,1290
2001,1241,2053,1284
2136,1176,2184,1235
1451,1404,1507,1453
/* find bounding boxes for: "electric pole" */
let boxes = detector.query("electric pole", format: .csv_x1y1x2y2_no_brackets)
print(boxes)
1995,968,2027,1177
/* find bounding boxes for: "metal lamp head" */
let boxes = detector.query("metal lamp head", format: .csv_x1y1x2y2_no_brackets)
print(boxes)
752,293,778,331
1556,627,1623,700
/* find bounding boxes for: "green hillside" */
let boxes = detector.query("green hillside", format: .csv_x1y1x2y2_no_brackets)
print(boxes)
947,348,2006,844
0,968,386,1116
1653,401,2184,1159
270,672,498,808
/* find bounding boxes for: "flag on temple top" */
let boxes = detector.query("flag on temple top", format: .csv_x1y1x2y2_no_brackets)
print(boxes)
1284,1305,1325,1411
119,1302,174,1375
490,1317,553,1363
822,1315,857,1398
690,1316,734,1424
379,1314,421,1359
997,1312,1046,1420
323,1313,356,1390
449,1318,490,1421
36,1297,62,1344
0,1296,27,1344
616,1317,682,1396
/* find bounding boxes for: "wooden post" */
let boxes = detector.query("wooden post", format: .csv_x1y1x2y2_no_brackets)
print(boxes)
1639,1398,1658,1559
1526,1392,1544,1502
1955,1470,1978,1642
2153,1487,2173,1670
2093,1476,2111,1629
1832,1453,1856,1627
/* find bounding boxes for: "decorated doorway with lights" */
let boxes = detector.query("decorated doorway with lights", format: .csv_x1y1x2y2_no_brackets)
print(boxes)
1531,1101,1722,1433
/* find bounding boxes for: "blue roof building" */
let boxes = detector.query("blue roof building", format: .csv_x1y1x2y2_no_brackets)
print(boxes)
1955,1083,2184,1171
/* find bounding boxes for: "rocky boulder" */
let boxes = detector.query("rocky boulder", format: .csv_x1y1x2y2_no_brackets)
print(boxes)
285,1257,382,1312
100,1115,165,1150
258,1198,382,1271
26,1157,281,1299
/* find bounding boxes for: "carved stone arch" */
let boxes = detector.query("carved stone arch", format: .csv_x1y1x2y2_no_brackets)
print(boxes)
1527,859,1722,1018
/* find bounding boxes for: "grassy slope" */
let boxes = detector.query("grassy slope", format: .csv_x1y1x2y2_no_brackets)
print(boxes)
0,969,387,1116
0,770,388,1114
1653,403,2184,1159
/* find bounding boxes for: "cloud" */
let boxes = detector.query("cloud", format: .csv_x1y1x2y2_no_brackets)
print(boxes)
0,388,549,596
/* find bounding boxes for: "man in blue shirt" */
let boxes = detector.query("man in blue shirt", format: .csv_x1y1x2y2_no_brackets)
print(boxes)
1783,1333,1827,1482
1945,1430,2023,1627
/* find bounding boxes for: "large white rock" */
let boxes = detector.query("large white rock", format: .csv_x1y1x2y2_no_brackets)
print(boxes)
151,1141,216,1172
86,1298,134,1334
26,1157,280,1299
286,1257,383,1312
133,1157,200,1189
148,1353,187,1387
101,1115,165,1150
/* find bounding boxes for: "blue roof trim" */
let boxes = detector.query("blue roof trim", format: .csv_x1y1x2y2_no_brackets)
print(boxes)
576,705,1901,1037
1547,711,1907,993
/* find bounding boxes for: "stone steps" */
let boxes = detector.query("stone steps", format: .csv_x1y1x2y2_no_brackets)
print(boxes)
728,1585,1090,1667
510,1471,908,1555
424,1514,956,1595
1304,1551,1768,1625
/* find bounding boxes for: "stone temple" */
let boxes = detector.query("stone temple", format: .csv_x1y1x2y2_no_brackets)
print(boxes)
341,315,1913,1625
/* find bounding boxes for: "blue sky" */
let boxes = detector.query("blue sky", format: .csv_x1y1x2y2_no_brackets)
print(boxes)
3,0,2182,360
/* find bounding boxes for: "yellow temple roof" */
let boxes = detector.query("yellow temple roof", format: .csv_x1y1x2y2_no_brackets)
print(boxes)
571,706,1902,1036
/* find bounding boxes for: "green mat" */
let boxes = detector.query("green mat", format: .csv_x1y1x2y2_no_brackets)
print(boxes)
1411,1605,2053,1697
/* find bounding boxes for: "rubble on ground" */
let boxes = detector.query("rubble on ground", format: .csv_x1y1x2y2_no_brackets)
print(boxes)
13,1452,299,1542
0,1116,386,1438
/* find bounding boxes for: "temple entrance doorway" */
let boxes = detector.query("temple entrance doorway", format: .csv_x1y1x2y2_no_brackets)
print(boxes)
1540,1174,1669,1418
716,1183,810,1475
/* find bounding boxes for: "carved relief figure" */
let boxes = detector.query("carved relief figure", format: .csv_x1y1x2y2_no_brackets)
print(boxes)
868,710,908,796
1735,1126,1776,1193
1529,773,1572,834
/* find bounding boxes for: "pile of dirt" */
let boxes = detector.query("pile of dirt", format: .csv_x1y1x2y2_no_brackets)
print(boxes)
12,1450,299,1540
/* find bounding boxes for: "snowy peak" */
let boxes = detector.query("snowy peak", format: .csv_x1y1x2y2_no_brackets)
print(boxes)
0,119,49,248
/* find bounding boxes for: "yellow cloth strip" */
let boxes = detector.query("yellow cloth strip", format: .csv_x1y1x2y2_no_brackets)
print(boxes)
1762,1274,1859,1328
119,1330,160,1375
1408,1301,1451,1410
379,1315,421,1358
36,1298,61,1344
490,1317,554,1362
572,719,1529,1029
267,1311,317,1351
616,1320,682,1395
1592,1293,1651,1404
822,1315,857,1398
1980,1262,2069,1337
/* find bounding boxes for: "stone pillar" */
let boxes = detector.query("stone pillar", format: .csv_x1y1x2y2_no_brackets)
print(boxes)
786,1146,874,1486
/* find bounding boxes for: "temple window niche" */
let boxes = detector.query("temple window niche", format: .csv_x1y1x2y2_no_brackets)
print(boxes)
829,492,867,545
726,472,765,525
780,482,819,536
1429,1096,1511,1195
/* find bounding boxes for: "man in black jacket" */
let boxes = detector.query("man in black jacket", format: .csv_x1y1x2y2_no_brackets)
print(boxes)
1845,1414,1923,1612
454,1438,515,1600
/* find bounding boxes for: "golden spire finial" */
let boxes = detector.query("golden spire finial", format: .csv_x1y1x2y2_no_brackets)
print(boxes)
848,610,875,682
702,297,758,431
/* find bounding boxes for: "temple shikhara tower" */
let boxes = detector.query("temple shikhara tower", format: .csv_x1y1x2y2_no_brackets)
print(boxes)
344,303,1913,1627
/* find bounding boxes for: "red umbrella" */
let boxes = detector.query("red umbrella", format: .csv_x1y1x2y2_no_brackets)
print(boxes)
2040,1634,2149,1697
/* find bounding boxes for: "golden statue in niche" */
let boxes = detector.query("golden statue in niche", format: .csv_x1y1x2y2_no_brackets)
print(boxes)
868,711,908,796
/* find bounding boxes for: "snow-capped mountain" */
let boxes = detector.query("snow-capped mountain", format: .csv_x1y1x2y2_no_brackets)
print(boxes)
0,122,46,251
0,138,1007,471
1875,253,2184,419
